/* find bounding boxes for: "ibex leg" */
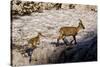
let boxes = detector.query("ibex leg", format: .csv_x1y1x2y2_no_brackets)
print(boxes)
57,35,63,46
62,36,67,45
57,36,60,45
73,35,77,44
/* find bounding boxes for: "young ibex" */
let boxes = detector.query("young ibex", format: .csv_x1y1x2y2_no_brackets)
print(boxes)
28,32,44,48
57,19,85,45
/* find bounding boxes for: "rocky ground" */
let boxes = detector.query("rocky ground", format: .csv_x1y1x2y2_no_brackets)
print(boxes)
11,1,97,66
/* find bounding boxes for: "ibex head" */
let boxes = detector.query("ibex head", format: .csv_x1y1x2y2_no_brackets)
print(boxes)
78,19,85,29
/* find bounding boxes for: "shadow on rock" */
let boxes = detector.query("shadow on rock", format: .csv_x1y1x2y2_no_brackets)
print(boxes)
50,38,74,47
48,36,97,63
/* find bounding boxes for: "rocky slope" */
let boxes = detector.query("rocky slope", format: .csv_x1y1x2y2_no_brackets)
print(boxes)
11,0,97,66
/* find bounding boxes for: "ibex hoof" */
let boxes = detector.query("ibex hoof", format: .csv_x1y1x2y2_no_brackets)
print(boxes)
56,43,59,47
75,42,77,44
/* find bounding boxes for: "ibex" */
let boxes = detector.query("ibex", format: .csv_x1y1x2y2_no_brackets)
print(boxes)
28,32,44,48
57,19,85,45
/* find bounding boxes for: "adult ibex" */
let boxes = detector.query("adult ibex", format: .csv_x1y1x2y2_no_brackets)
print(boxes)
28,32,44,48
57,19,85,45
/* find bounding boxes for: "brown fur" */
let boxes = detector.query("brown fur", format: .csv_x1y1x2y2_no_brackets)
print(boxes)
57,19,85,44
28,32,43,48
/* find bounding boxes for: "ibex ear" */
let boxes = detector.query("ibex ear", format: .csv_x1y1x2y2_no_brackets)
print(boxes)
38,32,45,37
79,19,82,24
